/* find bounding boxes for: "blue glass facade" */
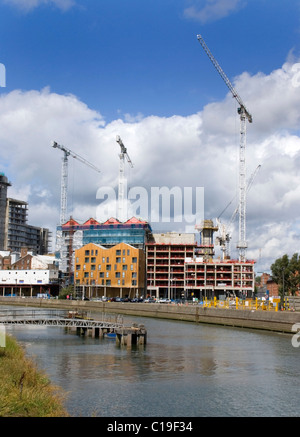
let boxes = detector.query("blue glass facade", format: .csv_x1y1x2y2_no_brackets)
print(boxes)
56,218,153,252
82,224,149,248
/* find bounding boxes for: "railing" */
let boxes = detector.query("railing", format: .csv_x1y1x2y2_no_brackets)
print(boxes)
197,297,281,311
0,309,126,328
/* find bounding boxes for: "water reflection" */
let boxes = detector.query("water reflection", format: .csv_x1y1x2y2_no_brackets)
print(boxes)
3,307,300,417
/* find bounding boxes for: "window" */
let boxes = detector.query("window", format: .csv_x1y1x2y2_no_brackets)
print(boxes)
132,257,137,263
99,272,104,278
117,279,120,285
107,257,110,263
116,249,121,256
132,272,137,278
115,272,121,278
102,257,105,263
123,249,125,256
127,249,130,256
91,250,94,256
132,280,137,286
91,257,96,263
106,280,111,286
122,265,127,271
122,257,125,263
85,250,90,256
76,265,81,270
91,265,96,271
106,264,111,271
84,272,89,278
116,257,121,263
98,264,101,270
85,257,89,263
106,272,109,278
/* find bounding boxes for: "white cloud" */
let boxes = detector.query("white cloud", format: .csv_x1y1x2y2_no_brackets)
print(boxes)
1,58,300,273
184,0,246,24
1,0,76,12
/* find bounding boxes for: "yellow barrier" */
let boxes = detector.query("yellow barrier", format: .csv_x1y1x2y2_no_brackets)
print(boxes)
200,298,279,311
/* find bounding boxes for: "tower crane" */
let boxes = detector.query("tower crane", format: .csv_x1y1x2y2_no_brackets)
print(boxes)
116,135,133,222
52,141,101,225
216,165,261,259
197,34,253,262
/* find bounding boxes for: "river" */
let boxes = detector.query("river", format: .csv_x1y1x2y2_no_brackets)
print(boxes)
3,306,300,417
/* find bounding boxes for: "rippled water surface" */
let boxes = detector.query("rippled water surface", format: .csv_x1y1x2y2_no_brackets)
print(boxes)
4,307,300,417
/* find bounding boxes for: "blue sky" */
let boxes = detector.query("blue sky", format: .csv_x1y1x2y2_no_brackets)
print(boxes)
1,0,300,122
1,0,300,272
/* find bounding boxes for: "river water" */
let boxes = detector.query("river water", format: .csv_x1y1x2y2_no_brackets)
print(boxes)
3,306,300,417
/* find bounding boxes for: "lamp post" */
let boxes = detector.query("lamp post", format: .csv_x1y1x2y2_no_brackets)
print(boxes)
282,269,285,310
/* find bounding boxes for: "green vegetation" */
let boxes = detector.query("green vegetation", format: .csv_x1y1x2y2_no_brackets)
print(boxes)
58,285,75,300
0,335,69,417
271,253,300,306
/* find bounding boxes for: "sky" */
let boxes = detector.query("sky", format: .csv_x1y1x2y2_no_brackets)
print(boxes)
1,0,300,273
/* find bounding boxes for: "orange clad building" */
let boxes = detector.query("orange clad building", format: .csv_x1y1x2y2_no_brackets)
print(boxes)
74,242,145,299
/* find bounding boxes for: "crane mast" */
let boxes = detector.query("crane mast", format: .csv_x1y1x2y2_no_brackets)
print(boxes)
116,135,133,222
217,165,261,259
52,141,101,225
197,34,253,262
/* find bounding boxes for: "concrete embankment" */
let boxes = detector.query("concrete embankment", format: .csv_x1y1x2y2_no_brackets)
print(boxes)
1,297,300,334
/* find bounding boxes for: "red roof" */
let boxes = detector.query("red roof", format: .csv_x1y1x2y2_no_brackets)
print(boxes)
83,218,100,226
103,217,121,224
62,218,80,227
125,217,148,224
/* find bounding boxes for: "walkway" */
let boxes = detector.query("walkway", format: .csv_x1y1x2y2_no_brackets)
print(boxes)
0,309,125,329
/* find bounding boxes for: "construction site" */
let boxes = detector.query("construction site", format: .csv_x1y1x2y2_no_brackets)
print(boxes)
47,35,257,301
0,35,259,300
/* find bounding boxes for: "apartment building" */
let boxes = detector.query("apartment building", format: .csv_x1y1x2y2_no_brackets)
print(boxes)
146,232,196,299
56,216,153,279
74,242,146,299
185,258,255,299
146,230,255,300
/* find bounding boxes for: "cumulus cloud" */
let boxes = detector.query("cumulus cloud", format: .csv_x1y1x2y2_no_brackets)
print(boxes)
1,59,300,272
184,0,246,24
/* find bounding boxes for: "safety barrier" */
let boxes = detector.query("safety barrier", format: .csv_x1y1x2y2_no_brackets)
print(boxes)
201,297,281,311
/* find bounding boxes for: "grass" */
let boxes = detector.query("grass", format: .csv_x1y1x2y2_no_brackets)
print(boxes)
0,334,69,417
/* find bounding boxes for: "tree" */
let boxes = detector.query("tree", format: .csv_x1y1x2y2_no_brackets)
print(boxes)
58,285,75,300
271,253,300,307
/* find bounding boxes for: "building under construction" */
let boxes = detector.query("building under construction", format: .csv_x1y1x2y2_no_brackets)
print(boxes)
146,221,255,300
55,216,153,283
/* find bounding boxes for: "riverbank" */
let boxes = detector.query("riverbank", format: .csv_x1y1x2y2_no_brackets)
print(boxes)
0,334,68,417
1,297,300,334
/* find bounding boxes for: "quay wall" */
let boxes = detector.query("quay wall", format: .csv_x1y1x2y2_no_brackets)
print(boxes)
1,297,300,334
0,297,300,333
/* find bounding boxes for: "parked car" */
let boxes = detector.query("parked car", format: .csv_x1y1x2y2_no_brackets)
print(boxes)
144,298,156,303
158,298,171,304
